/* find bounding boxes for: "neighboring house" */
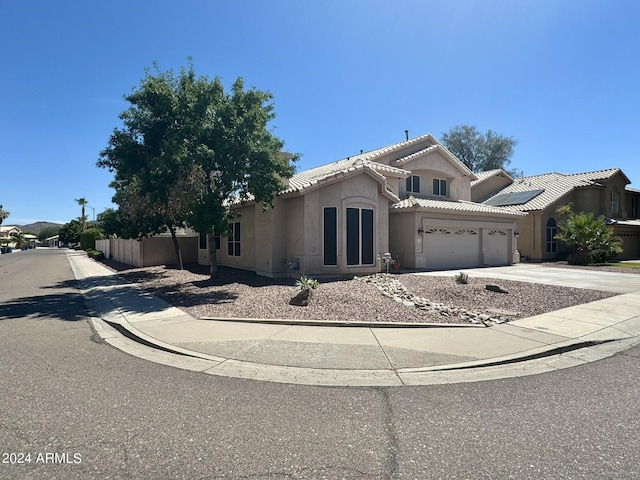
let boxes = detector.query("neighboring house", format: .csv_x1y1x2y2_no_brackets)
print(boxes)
45,235,60,248
197,133,526,277
474,168,640,261
0,225,22,247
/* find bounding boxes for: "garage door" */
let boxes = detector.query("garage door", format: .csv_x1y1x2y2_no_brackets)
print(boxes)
424,228,481,269
485,229,509,265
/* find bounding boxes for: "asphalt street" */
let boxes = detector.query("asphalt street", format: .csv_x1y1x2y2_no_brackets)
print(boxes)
1,248,639,479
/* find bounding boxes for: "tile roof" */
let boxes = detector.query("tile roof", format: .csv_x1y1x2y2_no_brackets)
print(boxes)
481,169,627,212
470,169,514,187
284,158,409,194
391,196,526,217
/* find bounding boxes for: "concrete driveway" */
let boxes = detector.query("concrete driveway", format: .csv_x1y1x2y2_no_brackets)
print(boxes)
413,263,640,293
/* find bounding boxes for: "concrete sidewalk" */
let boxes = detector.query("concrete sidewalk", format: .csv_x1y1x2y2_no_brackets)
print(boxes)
67,251,640,386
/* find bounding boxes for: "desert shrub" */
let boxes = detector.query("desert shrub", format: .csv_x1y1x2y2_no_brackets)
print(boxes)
455,272,469,284
296,276,319,291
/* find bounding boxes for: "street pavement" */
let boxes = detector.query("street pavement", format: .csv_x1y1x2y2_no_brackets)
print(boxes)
66,250,640,387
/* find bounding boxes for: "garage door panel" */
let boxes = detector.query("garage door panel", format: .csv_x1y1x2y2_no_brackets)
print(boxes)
425,228,480,269
486,230,509,266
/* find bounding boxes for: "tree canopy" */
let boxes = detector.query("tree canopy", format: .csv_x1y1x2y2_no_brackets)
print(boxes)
0,205,9,226
440,125,518,175
98,60,298,276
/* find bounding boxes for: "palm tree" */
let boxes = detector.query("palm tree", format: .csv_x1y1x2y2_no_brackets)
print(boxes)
75,198,88,231
0,204,9,226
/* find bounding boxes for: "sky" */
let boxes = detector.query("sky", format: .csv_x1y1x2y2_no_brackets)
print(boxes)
1,0,639,226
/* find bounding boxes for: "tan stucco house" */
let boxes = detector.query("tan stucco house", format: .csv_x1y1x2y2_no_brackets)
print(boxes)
197,133,526,277
473,168,640,261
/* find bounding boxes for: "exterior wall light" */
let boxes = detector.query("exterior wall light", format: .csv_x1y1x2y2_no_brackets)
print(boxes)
418,226,424,236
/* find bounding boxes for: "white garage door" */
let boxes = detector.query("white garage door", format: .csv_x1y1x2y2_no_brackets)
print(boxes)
424,228,481,269
485,230,509,265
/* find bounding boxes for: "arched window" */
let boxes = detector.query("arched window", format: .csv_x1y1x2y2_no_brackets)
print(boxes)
546,218,558,253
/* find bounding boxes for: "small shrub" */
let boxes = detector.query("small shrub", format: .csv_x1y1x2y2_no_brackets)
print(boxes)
87,249,105,261
455,272,469,284
296,276,319,291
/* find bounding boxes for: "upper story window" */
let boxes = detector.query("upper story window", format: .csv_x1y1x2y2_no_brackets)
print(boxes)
406,175,420,194
632,196,640,218
610,191,619,214
433,178,447,196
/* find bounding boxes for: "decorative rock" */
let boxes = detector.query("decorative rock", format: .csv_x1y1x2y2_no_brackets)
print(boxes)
486,284,509,294
289,289,312,306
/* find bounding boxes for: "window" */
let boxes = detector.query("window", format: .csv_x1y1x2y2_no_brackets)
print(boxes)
546,218,558,253
323,207,338,266
200,232,221,250
346,207,374,266
610,191,619,214
433,178,447,196
406,175,420,193
227,222,241,256
632,196,640,218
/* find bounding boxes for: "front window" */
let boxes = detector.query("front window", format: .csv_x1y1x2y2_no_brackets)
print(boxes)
433,178,447,196
406,175,420,194
227,222,241,256
610,192,619,214
346,207,374,266
546,218,558,253
323,207,338,266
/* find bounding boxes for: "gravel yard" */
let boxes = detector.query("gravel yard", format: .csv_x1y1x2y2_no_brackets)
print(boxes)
100,261,621,325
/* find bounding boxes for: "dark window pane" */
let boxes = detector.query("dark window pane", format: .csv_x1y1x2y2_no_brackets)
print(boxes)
235,222,241,242
413,176,420,193
199,232,207,250
406,177,411,192
433,178,438,195
235,242,241,257
346,208,359,265
228,223,234,241
323,207,337,266
361,209,374,264
214,235,221,250
441,180,446,196
228,242,234,256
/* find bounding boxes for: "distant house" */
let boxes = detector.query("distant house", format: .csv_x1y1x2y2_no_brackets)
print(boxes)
45,235,60,248
197,133,526,277
474,168,640,261
0,225,22,248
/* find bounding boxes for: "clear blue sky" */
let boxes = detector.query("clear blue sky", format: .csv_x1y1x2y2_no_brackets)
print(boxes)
2,0,639,226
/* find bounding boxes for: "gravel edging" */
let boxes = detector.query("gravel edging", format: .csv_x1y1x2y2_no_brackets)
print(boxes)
98,261,619,325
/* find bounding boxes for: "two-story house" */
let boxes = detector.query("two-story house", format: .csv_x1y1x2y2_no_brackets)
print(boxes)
473,168,640,261
197,132,526,277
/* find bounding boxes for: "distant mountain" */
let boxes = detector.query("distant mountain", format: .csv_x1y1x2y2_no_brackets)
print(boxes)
19,221,63,234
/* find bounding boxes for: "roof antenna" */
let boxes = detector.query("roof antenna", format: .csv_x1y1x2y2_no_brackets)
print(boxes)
405,130,409,141
360,149,363,154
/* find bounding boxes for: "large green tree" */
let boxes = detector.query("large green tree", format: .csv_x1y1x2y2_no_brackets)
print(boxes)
98,60,297,276
58,219,83,246
440,125,518,175
186,76,298,278
98,62,205,269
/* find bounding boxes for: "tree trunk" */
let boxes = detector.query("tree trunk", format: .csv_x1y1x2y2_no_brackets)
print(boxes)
208,231,218,279
168,225,184,270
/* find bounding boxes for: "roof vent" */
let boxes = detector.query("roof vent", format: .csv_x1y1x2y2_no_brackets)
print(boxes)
405,130,409,141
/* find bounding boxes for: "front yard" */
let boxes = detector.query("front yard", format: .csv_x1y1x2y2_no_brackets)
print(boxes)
99,261,623,325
